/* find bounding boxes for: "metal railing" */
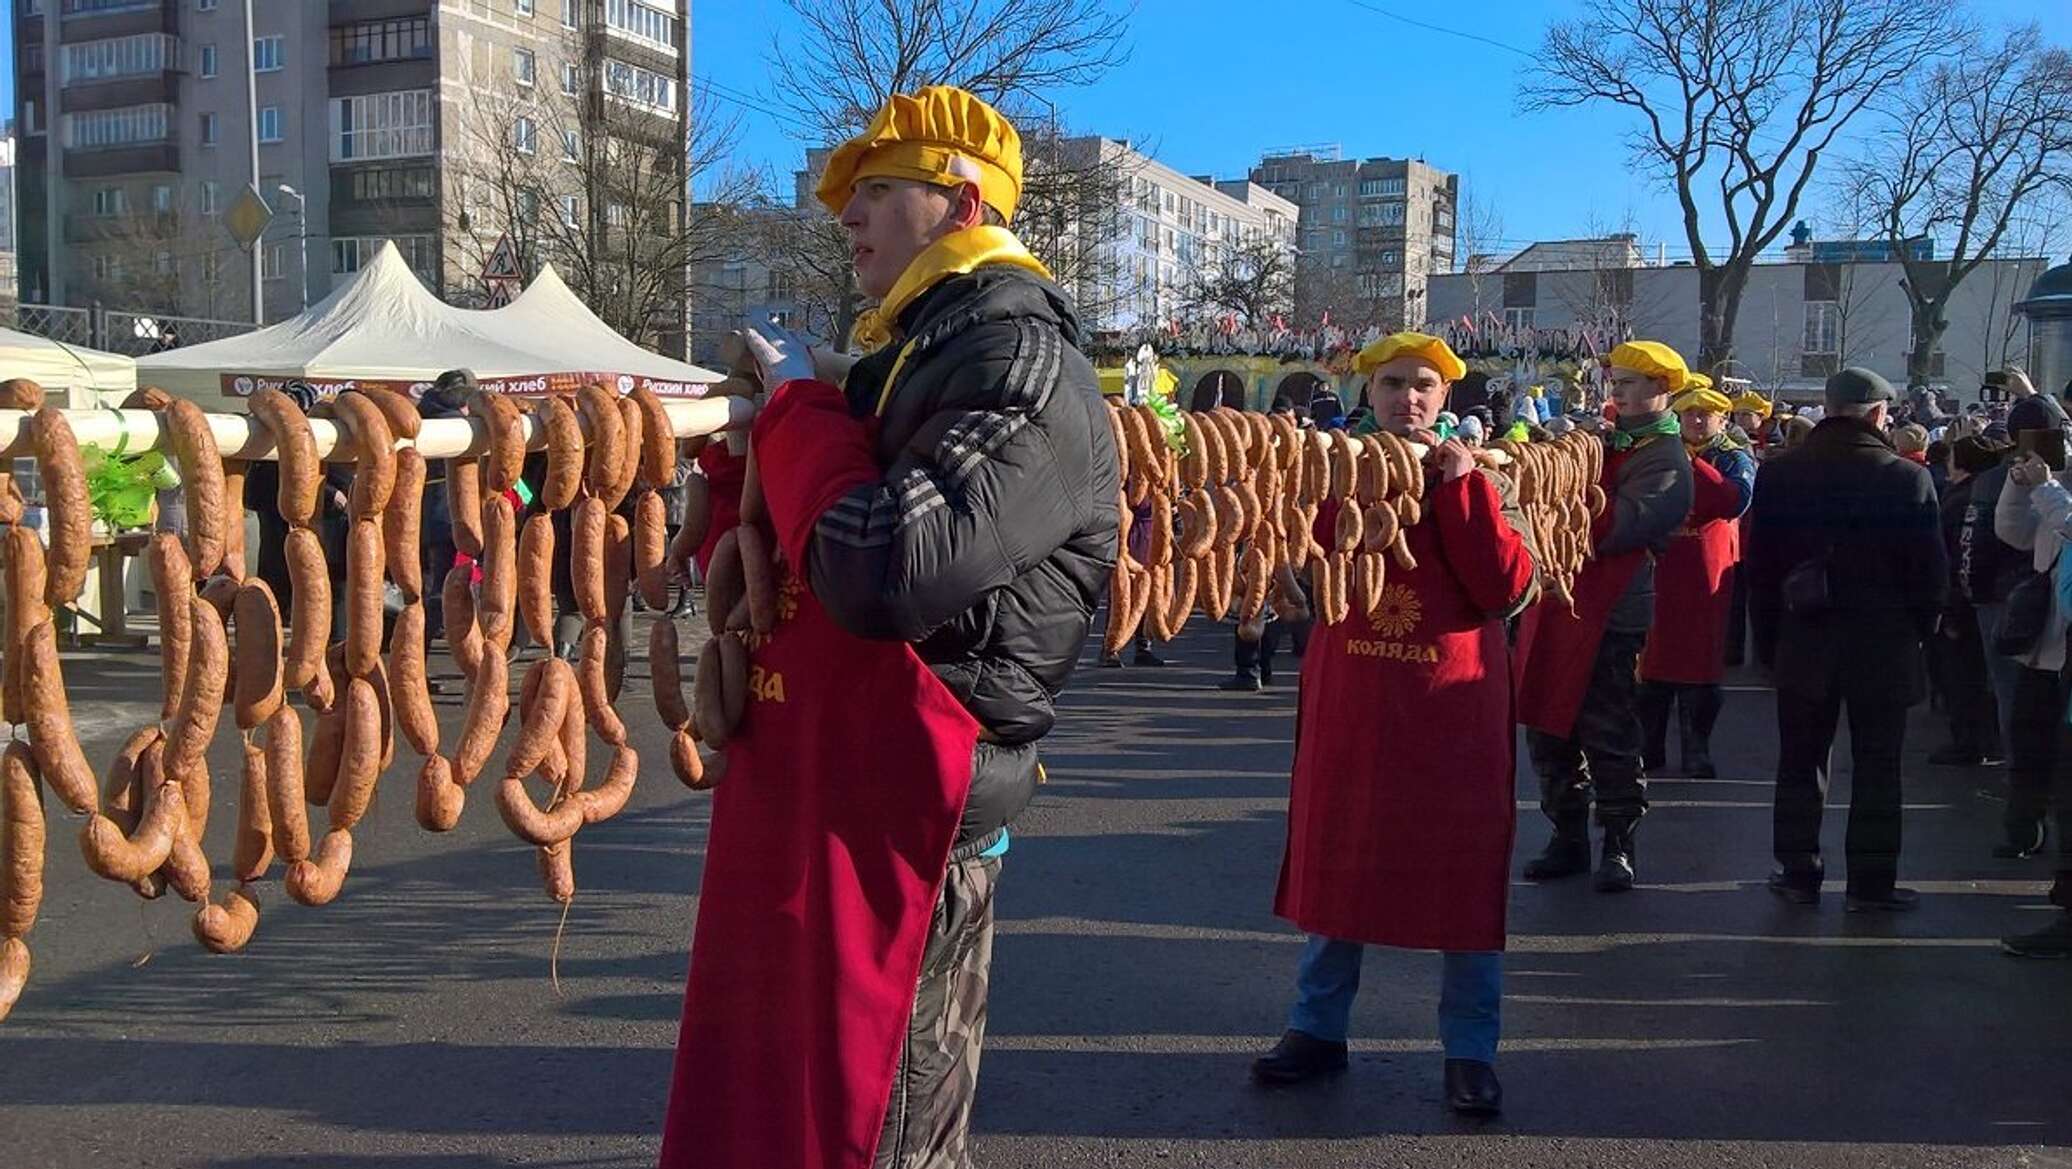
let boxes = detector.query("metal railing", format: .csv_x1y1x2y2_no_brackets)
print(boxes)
4,301,256,355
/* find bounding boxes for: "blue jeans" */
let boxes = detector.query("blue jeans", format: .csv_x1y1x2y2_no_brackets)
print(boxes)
1286,936,1502,1064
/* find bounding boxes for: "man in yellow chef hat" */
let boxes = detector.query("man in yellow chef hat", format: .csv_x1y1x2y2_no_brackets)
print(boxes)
665,85,1118,1169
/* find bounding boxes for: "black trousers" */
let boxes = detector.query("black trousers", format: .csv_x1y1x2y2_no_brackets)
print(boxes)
1772,687,1908,895
1726,568,1750,666
1234,617,1307,681
2006,666,2062,844
1931,612,2003,757
1529,630,1649,827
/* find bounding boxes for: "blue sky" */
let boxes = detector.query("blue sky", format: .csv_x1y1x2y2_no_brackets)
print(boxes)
694,0,2072,261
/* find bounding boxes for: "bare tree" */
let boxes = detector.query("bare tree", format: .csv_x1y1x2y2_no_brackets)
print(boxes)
1524,0,1951,370
1177,230,1295,326
445,25,755,353
1454,178,1505,319
1846,25,2072,386
769,0,1131,144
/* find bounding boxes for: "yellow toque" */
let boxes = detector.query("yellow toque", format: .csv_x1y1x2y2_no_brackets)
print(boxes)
1731,391,1773,418
1674,386,1733,415
815,86,1024,223
1608,340,1689,394
1355,331,1467,381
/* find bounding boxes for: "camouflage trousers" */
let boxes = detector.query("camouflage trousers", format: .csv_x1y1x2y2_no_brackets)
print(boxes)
873,854,1002,1169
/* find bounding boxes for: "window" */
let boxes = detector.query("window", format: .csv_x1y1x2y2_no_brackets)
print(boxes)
606,202,630,227
198,44,217,77
333,235,438,281
518,189,539,221
258,105,282,142
63,104,171,149
516,0,534,14
1504,307,1536,329
1333,229,1347,246
1382,249,1399,265
1308,182,1327,199
562,62,579,96
1331,206,1346,223
512,115,537,153
330,89,435,161
202,252,223,282
62,34,180,84
200,111,219,146
23,99,43,136
1804,301,1839,355
350,166,436,202
513,48,535,86
606,0,678,51
151,183,173,212
330,17,432,66
23,42,43,75
200,181,220,214
253,35,284,73
92,255,120,282
559,195,579,227
561,128,578,161
263,242,285,281
562,0,578,27
155,251,175,275
603,60,676,112
91,187,128,216
196,0,216,9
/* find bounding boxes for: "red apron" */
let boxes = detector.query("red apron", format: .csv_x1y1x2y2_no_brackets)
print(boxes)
1639,452,1742,685
1275,474,1533,952
694,443,746,575
1514,446,1646,739
658,566,982,1169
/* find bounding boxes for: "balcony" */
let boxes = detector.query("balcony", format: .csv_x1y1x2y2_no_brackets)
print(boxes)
64,140,179,178
60,71,179,113
58,0,176,43
328,0,433,22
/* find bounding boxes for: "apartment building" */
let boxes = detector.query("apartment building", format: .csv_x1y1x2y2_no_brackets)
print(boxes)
0,132,16,307
1248,149,1458,329
12,0,690,350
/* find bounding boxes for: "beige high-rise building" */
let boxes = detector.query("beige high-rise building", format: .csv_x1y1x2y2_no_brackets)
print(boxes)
12,0,691,353
1249,149,1457,329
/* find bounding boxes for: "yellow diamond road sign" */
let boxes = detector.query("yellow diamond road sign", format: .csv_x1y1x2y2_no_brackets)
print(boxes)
223,184,274,249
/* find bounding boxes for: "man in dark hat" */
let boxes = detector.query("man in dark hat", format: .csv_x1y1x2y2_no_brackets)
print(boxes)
1746,367,1947,911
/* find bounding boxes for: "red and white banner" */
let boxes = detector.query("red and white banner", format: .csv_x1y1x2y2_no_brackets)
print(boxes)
220,371,716,400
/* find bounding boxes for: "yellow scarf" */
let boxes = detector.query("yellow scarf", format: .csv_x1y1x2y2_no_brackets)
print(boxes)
849,225,1051,354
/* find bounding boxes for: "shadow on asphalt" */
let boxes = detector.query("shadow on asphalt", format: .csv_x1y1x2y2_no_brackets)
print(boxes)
1,618,2067,1160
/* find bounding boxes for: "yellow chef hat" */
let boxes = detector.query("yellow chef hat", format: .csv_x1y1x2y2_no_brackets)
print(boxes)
1731,391,1773,419
1354,331,1467,381
1674,385,1733,415
814,86,1024,223
1607,340,1689,394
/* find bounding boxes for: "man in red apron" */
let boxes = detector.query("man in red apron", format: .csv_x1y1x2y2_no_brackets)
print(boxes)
1639,377,1757,777
1515,341,1694,892
1254,332,1538,1117
660,87,1119,1169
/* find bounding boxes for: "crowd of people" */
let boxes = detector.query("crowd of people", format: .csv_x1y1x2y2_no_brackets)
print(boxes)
113,83,2047,1168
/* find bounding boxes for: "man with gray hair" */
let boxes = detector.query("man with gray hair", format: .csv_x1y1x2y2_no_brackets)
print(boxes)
1745,367,1947,912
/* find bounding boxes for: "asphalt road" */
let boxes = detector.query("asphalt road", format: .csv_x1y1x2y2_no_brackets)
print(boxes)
2,614,2067,1169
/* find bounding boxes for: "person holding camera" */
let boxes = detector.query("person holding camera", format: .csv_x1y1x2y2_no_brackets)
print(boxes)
1991,397,2072,863
1746,368,1946,912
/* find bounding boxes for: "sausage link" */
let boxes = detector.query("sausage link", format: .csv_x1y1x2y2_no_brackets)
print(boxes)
451,651,511,787
79,772,184,884
344,518,385,678
384,447,426,602
232,740,273,882
477,495,518,653
505,659,574,784
702,528,742,640
248,387,322,525
669,730,709,791
577,622,627,745
607,396,644,511
191,884,261,954
349,386,422,441
232,580,286,731
1,743,45,937
285,829,352,907
390,601,439,756
648,616,690,732
538,838,575,904
535,395,586,511
325,678,384,831
471,390,527,496
331,392,397,518
737,525,776,635
517,512,556,648
630,387,675,489
145,533,195,721
448,457,485,557
30,407,92,607
20,622,98,814
634,490,668,611
262,705,310,862
0,936,30,1023
414,754,464,832
575,744,637,824
165,399,229,576
570,496,608,623
575,385,625,498
442,562,483,680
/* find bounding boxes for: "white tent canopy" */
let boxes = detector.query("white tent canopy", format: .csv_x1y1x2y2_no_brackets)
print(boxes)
135,242,721,406
0,326,137,405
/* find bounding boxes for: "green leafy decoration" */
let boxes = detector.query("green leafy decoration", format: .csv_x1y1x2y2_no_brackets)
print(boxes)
80,442,166,531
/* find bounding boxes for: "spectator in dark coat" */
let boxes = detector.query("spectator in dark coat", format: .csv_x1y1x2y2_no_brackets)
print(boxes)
1927,436,2011,767
1746,368,1947,912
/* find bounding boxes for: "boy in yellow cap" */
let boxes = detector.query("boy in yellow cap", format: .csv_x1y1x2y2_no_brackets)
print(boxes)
1515,340,1695,892
1255,331,1538,1116
1637,378,1757,779
663,86,1118,1169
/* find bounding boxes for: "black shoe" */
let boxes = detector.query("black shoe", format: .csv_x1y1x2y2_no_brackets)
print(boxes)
1218,675,1262,692
1523,833,1591,881
1443,1059,1502,1117
1979,754,2007,767
1684,752,1716,779
1133,650,1167,667
1642,751,1667,774
1993,821,2048,860
1594,822,1637,893
1927,745,1985,767
2001,913,2072,958
1767,869,1820,904
1844,887,1921,914
1251,1029,1348,1085
1260,671,1275,687
1098,653,1123,668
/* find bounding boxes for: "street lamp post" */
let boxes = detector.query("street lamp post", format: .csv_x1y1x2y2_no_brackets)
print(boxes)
277,184,308,313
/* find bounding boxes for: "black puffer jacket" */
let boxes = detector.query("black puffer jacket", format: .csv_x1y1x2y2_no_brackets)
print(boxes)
810,264,1119,858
